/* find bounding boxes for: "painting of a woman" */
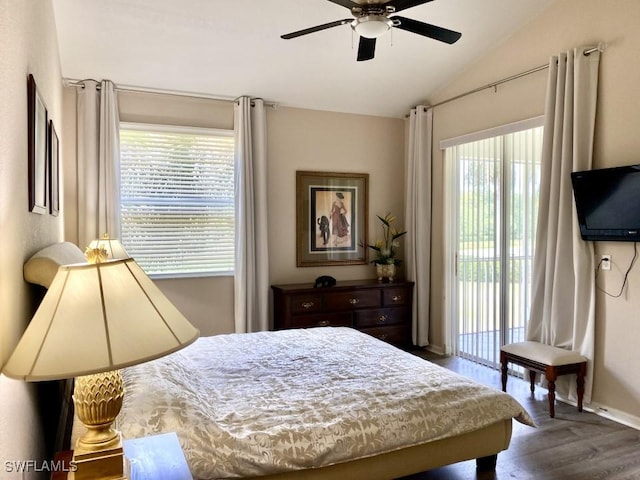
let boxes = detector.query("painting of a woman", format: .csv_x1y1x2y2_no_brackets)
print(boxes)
330,192,350,246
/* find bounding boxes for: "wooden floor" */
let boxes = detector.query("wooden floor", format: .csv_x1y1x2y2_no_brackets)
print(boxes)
401,351,640,480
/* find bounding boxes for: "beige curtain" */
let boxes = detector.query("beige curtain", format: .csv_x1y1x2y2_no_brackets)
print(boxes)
527,47,601,403
405,106,432,347
77,80,121,249
234,97,269,333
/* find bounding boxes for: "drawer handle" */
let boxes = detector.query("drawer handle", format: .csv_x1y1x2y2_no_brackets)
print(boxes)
317,320,330,327
392,295,402,302
301,301,315,309
349,298,360,305
378,315,388,324
378,333,388,341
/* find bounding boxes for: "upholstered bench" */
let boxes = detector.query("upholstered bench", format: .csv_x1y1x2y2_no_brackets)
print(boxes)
500,341,587,418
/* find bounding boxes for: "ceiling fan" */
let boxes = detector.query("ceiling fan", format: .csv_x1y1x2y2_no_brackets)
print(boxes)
281,0,462,61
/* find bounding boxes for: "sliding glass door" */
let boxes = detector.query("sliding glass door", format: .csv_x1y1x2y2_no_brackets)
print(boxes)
446,124,543,367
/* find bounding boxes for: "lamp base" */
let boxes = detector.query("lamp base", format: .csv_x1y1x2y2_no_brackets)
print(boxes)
72,371,129,479
70,443,130,480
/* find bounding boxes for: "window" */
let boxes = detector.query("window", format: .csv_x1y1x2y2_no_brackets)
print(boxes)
443,118,543,367
119,123,235,277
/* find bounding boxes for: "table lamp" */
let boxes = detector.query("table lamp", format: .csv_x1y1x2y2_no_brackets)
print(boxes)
86,233,130,261
3,248,199,479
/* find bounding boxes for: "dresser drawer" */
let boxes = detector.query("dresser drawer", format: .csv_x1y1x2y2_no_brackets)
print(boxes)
288,313,352,328
353,307,409,328
382,287,411,307
359,324,411,346
289,294,324,314
325,289,380,311
272,280,414,348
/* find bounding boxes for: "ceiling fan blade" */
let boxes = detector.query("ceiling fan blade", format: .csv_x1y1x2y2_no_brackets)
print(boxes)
281,19,352,39
326,0,360,9
357,37,376,62
391,16,461,44
383,0,434,13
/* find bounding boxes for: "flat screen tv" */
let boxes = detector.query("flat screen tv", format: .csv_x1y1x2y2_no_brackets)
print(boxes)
571,164,640,241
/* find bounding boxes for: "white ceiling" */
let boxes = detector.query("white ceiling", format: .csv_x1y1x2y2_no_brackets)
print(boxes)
52,0,556,118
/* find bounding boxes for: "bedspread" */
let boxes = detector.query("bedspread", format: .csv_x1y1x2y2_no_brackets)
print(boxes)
114,327,533,479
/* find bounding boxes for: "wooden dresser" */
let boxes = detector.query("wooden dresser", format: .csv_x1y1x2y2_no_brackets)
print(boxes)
272,279,414,347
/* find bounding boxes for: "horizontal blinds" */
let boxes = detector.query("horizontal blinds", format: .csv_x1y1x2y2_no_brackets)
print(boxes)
119,127,234,276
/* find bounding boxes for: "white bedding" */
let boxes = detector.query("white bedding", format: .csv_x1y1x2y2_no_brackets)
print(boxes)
110,327,533,479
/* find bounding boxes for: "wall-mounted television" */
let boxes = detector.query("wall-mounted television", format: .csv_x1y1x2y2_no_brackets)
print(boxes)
571,164,640,241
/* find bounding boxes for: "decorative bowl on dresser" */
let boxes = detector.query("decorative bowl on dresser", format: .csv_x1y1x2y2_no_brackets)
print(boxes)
272,279,414,348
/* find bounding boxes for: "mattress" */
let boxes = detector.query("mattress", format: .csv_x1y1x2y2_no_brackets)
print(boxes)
103,327,533,479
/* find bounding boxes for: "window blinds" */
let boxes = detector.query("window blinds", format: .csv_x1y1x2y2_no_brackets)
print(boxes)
119,125,234,277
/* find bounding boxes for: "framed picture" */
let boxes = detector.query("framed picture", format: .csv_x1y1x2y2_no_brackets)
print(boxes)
27,74,48,214
296,171,369,267
49,120,59,216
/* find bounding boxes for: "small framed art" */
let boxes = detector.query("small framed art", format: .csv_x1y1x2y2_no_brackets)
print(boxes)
49,120,59,216
27,74,48,214
296,171,369,267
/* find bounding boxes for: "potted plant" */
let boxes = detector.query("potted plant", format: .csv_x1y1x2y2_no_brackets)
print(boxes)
365,213,407,282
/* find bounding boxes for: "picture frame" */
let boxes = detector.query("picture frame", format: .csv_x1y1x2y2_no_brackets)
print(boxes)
296,171,369,267
49,120,59,216
27,74,48,214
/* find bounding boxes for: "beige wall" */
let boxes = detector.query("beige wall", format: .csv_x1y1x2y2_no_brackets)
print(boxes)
62,93,405,335
267,107,406,285
0,0,64,475
427,0,640,422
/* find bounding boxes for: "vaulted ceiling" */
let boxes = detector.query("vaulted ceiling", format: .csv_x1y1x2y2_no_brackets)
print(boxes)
52,0,556,118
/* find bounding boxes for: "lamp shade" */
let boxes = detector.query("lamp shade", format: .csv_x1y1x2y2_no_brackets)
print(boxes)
87,235,130,260
3,258,199,381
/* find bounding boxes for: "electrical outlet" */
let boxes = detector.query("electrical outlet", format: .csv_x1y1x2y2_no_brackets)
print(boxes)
601,254,611,270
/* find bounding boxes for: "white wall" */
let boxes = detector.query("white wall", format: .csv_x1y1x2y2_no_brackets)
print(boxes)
0,0,64,475
427,0,640,423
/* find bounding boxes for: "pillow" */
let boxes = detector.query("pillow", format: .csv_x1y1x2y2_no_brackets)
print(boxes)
24,242,87,288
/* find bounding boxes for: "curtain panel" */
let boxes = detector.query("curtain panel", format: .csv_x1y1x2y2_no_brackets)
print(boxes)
527,47,601,403
77,80,121,249
234,97,269,333
405,106,433,347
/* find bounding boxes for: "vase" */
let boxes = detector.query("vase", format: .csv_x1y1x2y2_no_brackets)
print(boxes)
376,263,396,283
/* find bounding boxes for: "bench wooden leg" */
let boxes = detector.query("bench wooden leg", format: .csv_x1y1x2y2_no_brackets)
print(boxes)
545,366,558,418
500,354,508,392
547,379,556,418
529,370,536,393
576,363,586,413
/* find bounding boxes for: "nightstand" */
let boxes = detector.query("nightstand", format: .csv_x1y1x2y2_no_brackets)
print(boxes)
51,432,192,480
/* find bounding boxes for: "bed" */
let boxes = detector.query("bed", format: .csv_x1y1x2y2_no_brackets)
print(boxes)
24,243,532,478
96,326,533,479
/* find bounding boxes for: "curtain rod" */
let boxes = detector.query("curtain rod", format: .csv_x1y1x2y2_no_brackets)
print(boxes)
427,42,607,110
63,78,278,108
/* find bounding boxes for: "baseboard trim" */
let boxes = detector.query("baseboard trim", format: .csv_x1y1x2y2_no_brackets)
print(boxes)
556,395,640,431
586,402,640,431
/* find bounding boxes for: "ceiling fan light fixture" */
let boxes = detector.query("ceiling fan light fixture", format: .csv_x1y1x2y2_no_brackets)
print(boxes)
352,16,393,39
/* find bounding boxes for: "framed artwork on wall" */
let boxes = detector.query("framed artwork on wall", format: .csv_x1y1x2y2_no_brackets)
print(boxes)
296,171,369,267
27,74,48,214
49,120,59,216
